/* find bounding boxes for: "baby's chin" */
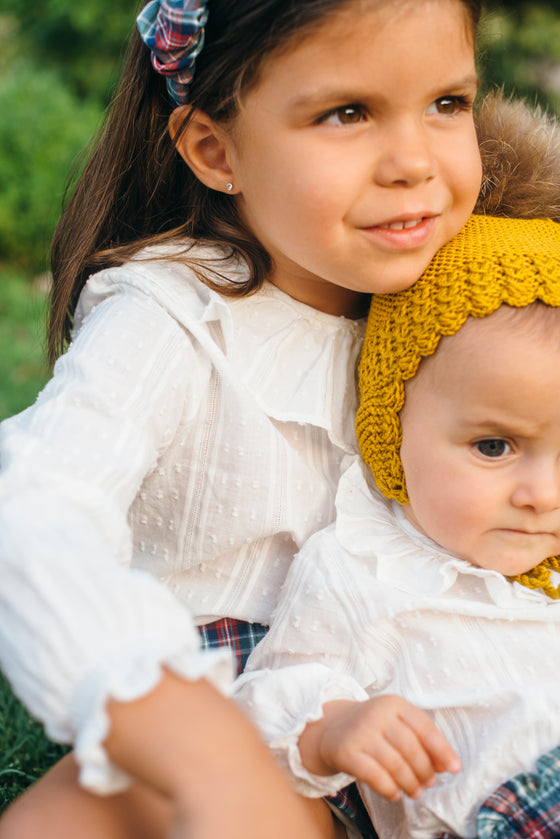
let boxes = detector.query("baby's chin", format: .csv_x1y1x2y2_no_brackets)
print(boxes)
459,537,560,579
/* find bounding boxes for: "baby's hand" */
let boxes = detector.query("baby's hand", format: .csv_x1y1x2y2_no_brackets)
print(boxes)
299,695,461,802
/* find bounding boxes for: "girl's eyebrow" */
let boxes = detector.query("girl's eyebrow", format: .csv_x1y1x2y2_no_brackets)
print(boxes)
286,88,368,111
286,73,480,112
454,73,480,93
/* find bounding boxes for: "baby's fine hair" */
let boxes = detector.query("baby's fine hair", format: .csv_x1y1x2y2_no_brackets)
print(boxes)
48,0,482,363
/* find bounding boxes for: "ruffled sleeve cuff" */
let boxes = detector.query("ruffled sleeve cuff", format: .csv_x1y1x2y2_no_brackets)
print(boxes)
234,663,368,798
73,642,233,794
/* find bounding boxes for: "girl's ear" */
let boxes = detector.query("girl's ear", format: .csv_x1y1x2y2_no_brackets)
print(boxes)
169,106,236,192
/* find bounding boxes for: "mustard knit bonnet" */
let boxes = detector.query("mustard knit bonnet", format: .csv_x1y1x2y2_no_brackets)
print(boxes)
357,213,560,502
356,213,560,595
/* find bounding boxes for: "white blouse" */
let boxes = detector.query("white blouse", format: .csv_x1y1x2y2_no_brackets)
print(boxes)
235,457,560,839
0,243,364,793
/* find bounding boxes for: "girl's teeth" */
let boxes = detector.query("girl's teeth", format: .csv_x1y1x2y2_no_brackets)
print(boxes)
382,219,422,230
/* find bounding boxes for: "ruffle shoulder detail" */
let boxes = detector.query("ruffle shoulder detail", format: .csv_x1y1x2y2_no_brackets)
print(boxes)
227,283,364,452
76,242,365,453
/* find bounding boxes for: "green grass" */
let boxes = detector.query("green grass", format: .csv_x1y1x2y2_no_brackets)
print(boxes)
0,268,66,812
0,268,50,422
0,674,68,813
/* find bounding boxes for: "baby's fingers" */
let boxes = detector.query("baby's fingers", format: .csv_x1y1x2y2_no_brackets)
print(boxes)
349,748,412,802
397,704,461,775
380,728,453,799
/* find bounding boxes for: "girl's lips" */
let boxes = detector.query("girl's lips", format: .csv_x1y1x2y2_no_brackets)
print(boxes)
359,215,437,249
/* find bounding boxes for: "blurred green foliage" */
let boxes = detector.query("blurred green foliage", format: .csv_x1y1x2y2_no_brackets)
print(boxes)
0,0,129,274
0,66,100,272
0,269,49,419
0,0,135,101
479,3,560,113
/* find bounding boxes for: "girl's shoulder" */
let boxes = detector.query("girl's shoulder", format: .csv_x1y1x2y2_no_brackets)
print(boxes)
75,239,242,336
73,240,365,448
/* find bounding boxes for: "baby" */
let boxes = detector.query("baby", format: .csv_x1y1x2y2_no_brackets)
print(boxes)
234,98,560,839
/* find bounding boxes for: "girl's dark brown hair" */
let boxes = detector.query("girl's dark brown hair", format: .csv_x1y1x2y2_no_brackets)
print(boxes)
49,0,482,363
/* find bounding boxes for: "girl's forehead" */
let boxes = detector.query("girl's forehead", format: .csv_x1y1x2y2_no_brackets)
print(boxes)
251,0,474,91
274,0,473,50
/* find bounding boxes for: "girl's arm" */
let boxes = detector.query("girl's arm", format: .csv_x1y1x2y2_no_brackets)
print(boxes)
105,669,334,839
0,282,227,791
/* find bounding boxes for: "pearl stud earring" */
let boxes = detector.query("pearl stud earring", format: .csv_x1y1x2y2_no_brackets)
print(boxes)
226,182,233,192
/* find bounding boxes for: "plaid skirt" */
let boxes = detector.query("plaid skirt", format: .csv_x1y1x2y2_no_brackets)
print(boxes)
198,617,378,839
439,745,560,839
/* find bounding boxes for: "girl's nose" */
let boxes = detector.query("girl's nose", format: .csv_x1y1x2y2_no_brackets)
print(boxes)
374,121,437,188
510,459,560,513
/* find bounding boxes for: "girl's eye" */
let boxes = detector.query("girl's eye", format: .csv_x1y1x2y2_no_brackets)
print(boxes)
320,105,366,126
474,439,511,458
428,95,471,116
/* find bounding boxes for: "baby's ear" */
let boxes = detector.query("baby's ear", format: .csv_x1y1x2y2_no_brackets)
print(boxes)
169,106,236,192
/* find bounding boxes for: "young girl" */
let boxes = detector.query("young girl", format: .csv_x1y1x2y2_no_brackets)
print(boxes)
0,0,483,837
233,128,560,837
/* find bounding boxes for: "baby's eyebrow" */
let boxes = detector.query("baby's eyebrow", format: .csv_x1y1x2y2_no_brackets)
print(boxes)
460,418,509,432
460,417,539,439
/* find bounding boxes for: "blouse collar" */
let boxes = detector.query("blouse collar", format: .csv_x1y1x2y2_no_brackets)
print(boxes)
227,281,365,453
335,457,560,611
87,242,365,455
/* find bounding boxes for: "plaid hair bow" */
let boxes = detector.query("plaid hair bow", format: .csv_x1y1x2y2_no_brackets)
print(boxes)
136,0,209,106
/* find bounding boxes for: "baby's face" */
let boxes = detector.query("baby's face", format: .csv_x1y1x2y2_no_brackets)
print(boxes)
398,307,560,575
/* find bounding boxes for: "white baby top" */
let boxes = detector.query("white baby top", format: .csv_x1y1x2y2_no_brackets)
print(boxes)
0,242,364,793
235,457,560,839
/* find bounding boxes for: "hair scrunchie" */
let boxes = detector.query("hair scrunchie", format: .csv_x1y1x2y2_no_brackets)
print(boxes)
136,0,209,106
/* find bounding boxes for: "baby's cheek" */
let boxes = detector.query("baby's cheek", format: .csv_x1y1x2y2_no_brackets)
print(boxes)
420,480,483,557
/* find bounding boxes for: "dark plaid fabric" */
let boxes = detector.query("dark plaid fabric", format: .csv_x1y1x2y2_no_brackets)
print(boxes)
198,617,269,676
326,783,379,839
439,746,560,839
198,617,378,838
136,0,208,105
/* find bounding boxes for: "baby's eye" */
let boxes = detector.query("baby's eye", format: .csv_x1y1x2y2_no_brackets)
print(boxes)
319,105,366,126
474,439,511,458
428,95,471,116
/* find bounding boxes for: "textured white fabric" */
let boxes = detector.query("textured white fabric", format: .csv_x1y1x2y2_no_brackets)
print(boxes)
235,456,560,839
0,242,364,793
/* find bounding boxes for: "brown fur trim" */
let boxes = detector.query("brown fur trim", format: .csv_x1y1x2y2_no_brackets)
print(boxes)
475,89,560,222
